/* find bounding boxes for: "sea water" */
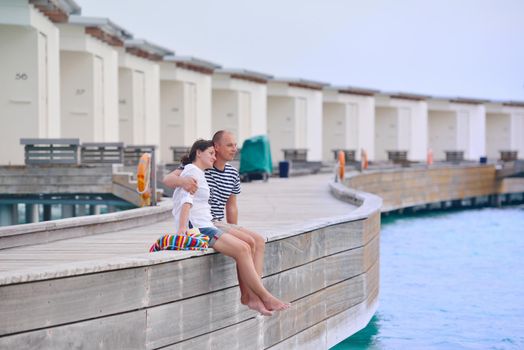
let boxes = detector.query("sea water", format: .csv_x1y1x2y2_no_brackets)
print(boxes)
332,206,524,350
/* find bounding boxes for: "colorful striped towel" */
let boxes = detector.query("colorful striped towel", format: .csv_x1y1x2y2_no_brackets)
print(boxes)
149,228,209,252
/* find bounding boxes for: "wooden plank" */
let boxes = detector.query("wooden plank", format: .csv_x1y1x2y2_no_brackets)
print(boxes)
147,222,367,309
146,245,367,349
326,294,379,348
164,271,369,350
0,268,147,336
0,310,146,350
268,321,327,350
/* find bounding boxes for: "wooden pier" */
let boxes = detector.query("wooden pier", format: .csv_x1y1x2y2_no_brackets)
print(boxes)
0,173,381,349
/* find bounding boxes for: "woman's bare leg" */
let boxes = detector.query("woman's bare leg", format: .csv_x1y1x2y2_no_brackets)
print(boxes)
228,226,265,276
213,234,289,312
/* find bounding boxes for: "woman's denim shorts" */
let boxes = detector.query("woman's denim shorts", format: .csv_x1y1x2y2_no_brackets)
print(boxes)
198,227,223,247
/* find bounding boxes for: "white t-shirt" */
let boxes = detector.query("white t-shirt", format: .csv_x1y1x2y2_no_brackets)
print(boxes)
171,164,215,229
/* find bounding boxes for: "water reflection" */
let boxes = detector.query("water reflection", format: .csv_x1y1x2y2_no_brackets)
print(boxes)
0,194,135,226
332,315,381,349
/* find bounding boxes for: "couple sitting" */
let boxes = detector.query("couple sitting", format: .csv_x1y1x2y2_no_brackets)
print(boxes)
162,130,289,315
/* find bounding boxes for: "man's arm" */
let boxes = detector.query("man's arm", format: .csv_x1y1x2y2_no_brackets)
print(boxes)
163,169,198,194
225,194,238,225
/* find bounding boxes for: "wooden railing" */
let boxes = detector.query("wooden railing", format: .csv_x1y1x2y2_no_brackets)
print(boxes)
386,150,408,164
169,146,190,164
332,149,356,162
445,150,464,163
500,150,518,162
124,145,157,166
20,138,79,165
282,148,308,162
80,142,124,164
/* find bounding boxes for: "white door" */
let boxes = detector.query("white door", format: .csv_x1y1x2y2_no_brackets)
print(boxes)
322,102,346,161
375,107,398,161
238,91,251,144
160,81,184,163
347,103,359,150
457,111,470,157
397,107,412,151
118,68,133,144
295,97,307,148
93,55,104,141
38,32,48,137
185,82,197,143
267,96,294,162
486,113,510,159
133,70,146,144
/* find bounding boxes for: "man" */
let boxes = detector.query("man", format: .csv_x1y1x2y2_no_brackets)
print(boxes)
163,130,279,315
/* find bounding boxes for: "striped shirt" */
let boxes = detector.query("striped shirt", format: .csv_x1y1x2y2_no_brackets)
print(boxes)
205,163,241,221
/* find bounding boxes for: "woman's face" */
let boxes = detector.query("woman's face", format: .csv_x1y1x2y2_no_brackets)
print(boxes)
198,146,216,169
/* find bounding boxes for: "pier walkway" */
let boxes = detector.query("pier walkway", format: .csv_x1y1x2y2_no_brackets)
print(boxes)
0,173,355,283
0,171,381,349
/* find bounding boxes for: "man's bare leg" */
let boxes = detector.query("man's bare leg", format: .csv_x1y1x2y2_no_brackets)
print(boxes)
229,226,265,275
216,223,266,305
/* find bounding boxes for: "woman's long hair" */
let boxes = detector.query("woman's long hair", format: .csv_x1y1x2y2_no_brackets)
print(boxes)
181,139,214,165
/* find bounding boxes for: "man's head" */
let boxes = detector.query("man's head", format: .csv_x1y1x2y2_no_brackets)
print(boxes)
212,130,237,162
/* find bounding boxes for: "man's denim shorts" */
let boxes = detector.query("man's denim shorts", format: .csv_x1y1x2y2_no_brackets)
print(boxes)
198,227,223,247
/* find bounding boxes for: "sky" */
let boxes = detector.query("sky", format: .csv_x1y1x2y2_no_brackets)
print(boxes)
79,0,524,101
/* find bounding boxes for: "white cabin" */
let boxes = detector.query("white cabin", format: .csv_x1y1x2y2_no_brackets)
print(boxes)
374,93,429,162
0,0,79,164
428,97,486,161
159,56,219,164
485,101,524,160
212,69,272,147
118,39,172,160
323,86,377,162
57,15,131,143
267,79,327,163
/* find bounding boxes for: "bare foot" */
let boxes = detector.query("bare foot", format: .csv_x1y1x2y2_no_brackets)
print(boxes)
246,298,273,316
262,296,291,311
240,294,249,305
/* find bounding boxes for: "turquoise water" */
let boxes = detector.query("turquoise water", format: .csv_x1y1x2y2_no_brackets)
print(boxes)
333,206,524,350
0,194,136,226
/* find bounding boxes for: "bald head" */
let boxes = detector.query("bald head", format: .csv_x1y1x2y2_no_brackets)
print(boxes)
212,130,237,163
212,130,233,145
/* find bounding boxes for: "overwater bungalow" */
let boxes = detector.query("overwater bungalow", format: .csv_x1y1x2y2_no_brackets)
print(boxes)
374,92,429,162
0,0,80,165
57,15,132,143
159,56,220,164
118,39,172,159
267,78,328,163
485,100,524,161
322,86,378,162
212,69,273,147
427,97,487,161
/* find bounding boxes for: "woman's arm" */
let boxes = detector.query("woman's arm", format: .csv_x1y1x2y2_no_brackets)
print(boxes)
177,203,192,235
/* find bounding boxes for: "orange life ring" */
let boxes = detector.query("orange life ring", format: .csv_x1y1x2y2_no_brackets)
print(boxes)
427,148,434,165
137,153,151,206
338,150,345,181
361,150,368,170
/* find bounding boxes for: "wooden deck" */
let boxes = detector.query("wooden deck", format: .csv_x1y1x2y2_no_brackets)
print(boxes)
0,173,355,281
0,172,382,350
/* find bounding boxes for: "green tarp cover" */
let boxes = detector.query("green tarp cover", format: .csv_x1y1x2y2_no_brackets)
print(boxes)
239,135,273,174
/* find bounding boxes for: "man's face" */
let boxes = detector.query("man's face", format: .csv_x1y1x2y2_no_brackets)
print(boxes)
215,132,237,162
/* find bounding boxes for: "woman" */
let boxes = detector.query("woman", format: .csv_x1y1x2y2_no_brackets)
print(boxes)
172,139,289,315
